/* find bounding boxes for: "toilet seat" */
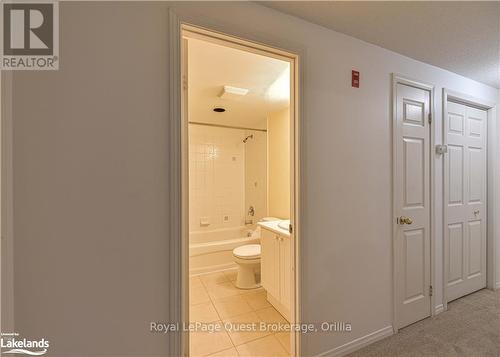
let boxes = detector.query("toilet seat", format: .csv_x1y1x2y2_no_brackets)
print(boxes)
233,244,261,260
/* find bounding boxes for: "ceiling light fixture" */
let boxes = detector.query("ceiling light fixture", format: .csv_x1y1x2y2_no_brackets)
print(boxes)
219,85,249,100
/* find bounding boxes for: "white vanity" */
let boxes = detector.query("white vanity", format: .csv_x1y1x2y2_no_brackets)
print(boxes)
258,220,291,322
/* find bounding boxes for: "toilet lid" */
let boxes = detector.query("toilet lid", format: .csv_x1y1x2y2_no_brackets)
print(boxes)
233,244,261,259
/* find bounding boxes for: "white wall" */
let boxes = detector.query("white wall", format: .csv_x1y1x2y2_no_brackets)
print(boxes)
189,124,245,232
244,129,267,223
9,3,171,356
5,2,499,357
174,3,499,355
268,108,291,220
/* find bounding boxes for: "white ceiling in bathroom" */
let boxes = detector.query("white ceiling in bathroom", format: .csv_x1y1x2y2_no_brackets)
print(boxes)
188,37,290,130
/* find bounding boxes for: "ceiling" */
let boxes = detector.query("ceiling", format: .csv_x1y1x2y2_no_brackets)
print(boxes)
188,37,290,129
261,1,500,88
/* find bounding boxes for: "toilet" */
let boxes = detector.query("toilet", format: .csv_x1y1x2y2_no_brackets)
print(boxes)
233,217,280,289
233,244,261,289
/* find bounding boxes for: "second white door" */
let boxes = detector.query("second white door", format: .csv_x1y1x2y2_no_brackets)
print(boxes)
444,101,487,302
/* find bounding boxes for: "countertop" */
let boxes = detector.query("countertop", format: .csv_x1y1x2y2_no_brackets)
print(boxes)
257,220,291,238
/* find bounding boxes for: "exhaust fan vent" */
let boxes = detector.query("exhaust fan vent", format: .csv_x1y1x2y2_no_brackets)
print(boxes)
219,85,249,100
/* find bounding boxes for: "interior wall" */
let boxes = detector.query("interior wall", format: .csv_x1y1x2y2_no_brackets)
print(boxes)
189,124,245,232
244,128,267,223
1,72,14,332
268,108,291,219
173,3,499,355
5,2,500,357
10,3,171,356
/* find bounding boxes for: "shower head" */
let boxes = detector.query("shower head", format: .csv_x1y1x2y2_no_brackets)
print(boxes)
243,134,253,143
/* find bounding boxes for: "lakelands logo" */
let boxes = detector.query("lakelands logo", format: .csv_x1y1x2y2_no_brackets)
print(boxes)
1,1,59,70
1,333,49,355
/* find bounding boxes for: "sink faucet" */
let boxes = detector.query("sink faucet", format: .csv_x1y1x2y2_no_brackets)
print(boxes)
248,206,255,216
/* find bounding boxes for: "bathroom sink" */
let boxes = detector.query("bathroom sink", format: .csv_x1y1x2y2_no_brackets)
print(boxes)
278,220,290,231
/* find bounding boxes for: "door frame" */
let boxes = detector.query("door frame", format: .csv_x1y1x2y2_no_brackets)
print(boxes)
168,12,302,357
391,74,436,333
442,89,497,311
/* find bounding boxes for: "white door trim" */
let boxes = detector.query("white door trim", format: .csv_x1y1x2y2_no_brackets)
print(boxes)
442,88,497,311
392,74,436,333
168,10,303,357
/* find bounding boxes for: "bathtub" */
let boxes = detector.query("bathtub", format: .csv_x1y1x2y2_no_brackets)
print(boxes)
189,226,260,275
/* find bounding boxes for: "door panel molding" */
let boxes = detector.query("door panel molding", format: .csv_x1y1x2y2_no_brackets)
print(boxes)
392,74,435,332
442,89,497,311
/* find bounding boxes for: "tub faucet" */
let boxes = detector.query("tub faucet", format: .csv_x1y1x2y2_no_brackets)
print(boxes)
248,206,255,217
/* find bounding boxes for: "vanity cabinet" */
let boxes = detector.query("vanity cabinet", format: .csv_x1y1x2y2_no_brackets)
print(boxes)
261,227,291,321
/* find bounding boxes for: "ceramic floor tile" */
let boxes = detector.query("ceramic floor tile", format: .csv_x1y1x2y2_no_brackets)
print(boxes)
190,301,220,323
190,285,211,305
200,271,230,287
190,321,233,357
223,311,271,346
206,347,239,357
241,289,271,310
212,294,253,319
275,332,291,354
223,269,238,282
254,306,287,324
206,281,242,300
236,335,289,357
190,276,203,288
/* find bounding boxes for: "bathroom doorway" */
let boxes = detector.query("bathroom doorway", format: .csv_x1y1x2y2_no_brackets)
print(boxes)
181,25,300,357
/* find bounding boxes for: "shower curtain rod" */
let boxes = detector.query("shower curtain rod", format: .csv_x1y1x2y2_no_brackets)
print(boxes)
188,121,267,132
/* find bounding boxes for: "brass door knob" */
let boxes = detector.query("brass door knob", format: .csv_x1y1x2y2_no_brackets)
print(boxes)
398,216,413,225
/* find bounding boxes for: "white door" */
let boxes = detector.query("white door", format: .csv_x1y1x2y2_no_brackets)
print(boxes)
444,102,487,302
394,83,431,329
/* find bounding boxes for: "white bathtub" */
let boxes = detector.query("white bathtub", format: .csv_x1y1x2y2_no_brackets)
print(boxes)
189,226,260,275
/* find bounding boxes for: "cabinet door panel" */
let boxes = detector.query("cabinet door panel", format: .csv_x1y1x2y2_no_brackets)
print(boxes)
280,236,291,311
261,229,279,298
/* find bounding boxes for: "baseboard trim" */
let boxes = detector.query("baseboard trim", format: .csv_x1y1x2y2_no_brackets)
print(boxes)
315,325,393,357
434,304,444,315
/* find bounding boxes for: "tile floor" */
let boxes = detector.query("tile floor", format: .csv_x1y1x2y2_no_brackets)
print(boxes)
189,270,291,357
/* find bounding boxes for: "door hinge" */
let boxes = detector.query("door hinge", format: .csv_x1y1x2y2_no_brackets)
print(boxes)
289,224,293,234
436,144,448,155
428,113,432,124
429,285,433,297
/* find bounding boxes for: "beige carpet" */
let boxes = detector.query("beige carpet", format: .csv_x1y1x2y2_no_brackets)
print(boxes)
348,289,500,357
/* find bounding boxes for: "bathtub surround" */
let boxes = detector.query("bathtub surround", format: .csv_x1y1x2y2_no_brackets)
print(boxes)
188,123,268,275
267,108,291,220
6,3,500,357
189,124,246,232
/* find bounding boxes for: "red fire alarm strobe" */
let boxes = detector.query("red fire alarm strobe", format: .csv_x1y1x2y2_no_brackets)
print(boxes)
352,70,360,88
